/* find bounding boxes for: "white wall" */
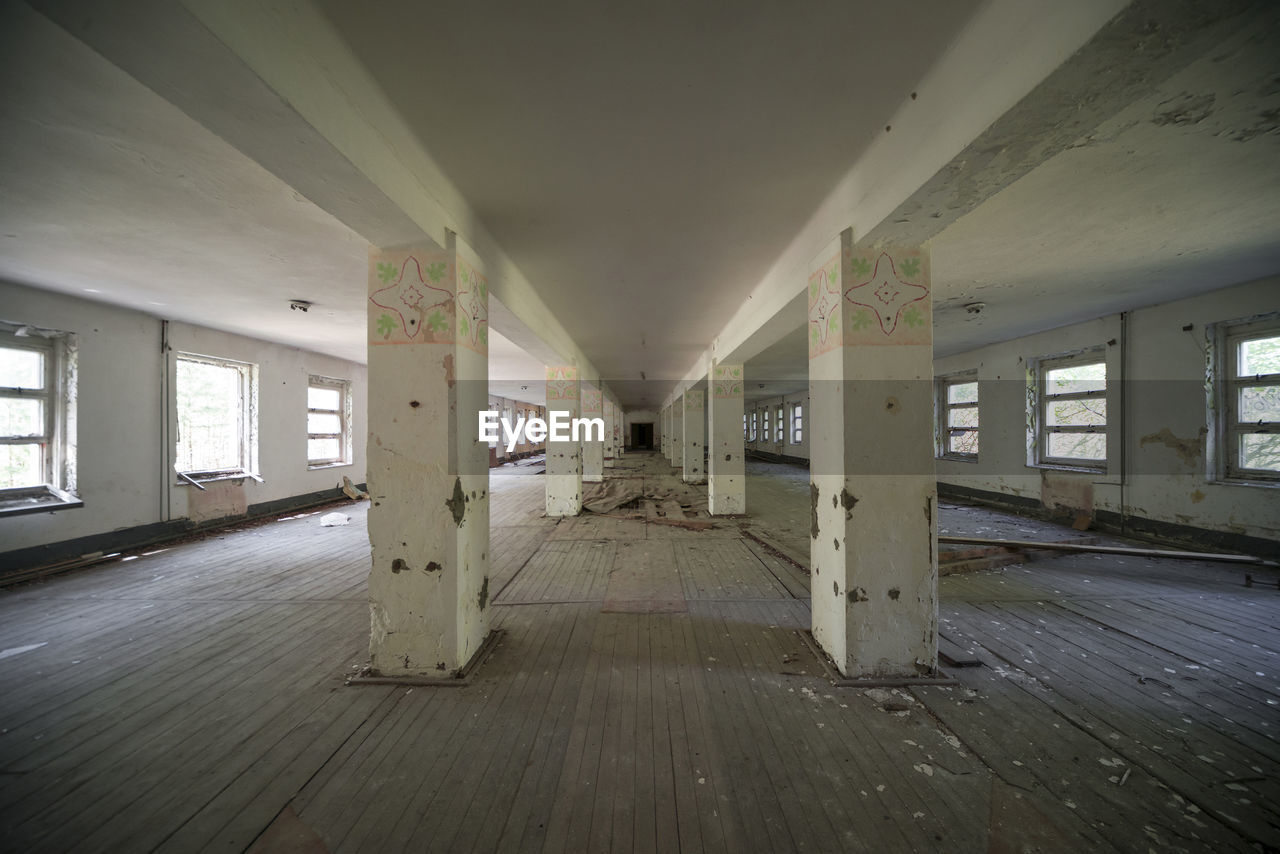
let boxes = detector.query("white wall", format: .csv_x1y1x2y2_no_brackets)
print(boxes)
935,275,1280,544
1,281,367,554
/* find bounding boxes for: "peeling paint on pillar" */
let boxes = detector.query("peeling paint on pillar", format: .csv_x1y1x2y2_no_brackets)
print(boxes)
366,242,490,677
808,231,937,679
708,363,746,515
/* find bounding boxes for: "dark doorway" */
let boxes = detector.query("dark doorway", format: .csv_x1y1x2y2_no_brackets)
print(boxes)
630,422,654,449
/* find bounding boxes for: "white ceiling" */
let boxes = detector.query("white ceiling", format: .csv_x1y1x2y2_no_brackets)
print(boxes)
311,0,985,391
3,2,1277,412
488,329,547,406
0,2,370,363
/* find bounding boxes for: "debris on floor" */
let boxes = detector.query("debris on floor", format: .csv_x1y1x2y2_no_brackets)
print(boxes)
320,512,351,527
341,476,369,501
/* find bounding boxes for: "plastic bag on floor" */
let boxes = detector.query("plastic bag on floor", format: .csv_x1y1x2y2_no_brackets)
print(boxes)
320,512,351,527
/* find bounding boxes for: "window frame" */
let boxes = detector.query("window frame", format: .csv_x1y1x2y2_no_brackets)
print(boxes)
936,372,979,462
0,323,80,515
307,375,353,469
761,407,770,442
749,411,757,442
1213,316,1280,484
791,403,803,445
1032,349,1108,471
775,406,784,444
174,352,260,483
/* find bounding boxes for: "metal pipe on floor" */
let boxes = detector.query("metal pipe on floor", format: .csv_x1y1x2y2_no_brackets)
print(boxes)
938,535,1275,566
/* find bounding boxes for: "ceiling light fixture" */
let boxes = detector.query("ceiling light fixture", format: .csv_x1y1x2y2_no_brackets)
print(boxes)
289,299,312,312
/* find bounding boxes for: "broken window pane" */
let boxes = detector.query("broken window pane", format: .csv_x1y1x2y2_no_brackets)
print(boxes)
0,443,42,489
1238,335,1280,377
1047,432,1106,460
0,347,44,389
1045,362,1105,394
176,358,246,472
1,398,43,437
949,406,979,429
1046,398,1106,427
947,381,977,404
1238,386,1280,423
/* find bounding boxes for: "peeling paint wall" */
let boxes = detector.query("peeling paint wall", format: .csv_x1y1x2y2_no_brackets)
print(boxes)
0,280,367,554
935,274,1280,543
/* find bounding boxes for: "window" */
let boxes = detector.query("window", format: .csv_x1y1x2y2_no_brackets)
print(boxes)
1218,319,1280,481
938,375,979,459
1034,352,1106,468
743,413,748,440
308,376,352,467
750,411,757,442
175,353,258,481
791,403,803,444
762,407,770,442
0,323,78,514
776,407,784,444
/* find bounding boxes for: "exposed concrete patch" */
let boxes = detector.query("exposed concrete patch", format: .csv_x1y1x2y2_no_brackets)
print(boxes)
442,353,456,389
848,587,868,603
478,575,489,610
391,558,408,574
810,482,820,539
446,478,467,525
1139,426,1206,467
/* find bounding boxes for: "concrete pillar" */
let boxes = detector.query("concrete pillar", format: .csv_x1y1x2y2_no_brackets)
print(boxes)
662,405,671,460
582,383,604,483
709,363,746,514
546,366,582,515
672,396,684,470
366,242,489,676
603,397,616,468
682,389,705,483
808,230,937,679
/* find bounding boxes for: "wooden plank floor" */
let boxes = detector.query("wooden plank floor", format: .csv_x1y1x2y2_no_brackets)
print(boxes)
0,451,1275,852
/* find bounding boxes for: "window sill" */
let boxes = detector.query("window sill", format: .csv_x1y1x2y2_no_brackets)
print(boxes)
938,454,979,464
176,470,263,487
1215,476,1280,489
1029,462,1107,474
307,461,353,471
0,485,83,518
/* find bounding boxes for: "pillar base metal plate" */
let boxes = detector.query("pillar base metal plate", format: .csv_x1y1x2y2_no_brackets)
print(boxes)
798,630,958,688
346,629,504,688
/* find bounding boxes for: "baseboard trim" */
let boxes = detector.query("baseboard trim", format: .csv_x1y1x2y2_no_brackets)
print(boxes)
0,483,369,583
937,481,1279,561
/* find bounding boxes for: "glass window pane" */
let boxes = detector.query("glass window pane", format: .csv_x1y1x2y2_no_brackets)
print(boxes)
949,430,979,455
0,347,44,389
0,398,44,437
0,443,43,488
1239,385,1280,423
1045,362,1105,394
308,386,341,410
1047,432,1106,460
308,438,340,462
1240,433,1280,472
949,406,979,428
176,359,242,471
947,381,978,404
308,412,342,434
1047,398,1106,427
1238,335,1280,377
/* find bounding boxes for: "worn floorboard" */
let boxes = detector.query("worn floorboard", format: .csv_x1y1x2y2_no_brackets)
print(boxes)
0,452,1276,852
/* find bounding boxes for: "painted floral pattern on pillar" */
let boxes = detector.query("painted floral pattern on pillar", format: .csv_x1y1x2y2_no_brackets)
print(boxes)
684,389,705,411
842,247,931,346
455,257,489,355
582,386,602,415
546,366,579,402
713,364,744,398
368,248,454,345
807,252,842,358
